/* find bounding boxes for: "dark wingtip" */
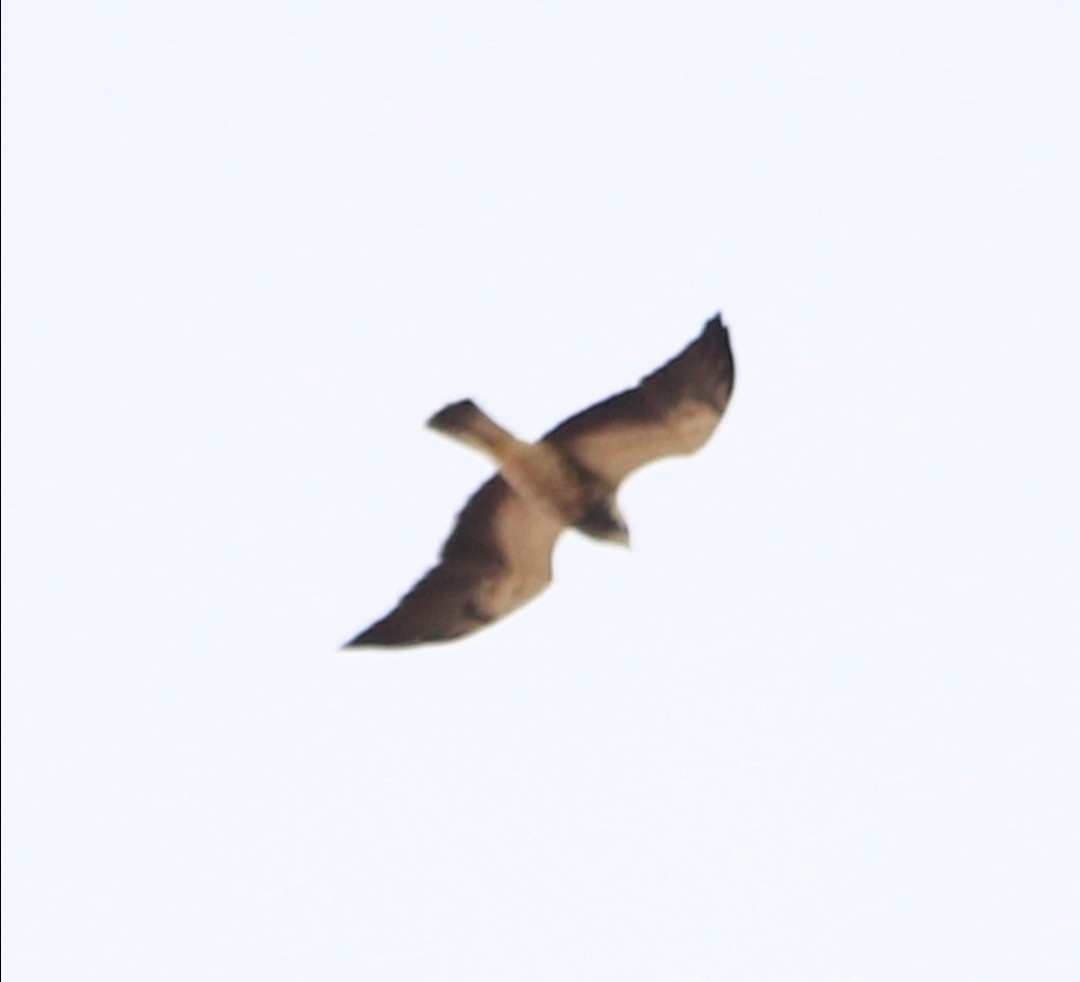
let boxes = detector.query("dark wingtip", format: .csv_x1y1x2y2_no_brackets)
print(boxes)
341,613,398,647
341,632,375,649
703,312,732,361
341,616,459,649
696,312,735,405
341,622,401,648
702,312,728,337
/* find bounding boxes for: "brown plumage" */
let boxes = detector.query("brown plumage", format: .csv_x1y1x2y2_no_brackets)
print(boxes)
345,314,735,647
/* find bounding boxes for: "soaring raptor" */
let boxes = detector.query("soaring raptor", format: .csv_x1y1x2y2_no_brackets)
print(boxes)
345,315,735,647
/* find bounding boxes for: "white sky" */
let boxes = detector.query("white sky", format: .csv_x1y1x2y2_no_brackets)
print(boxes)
3,2,1078,978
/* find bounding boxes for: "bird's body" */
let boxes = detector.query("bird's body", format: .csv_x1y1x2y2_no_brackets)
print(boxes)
428,399,617,537
345,314,735,647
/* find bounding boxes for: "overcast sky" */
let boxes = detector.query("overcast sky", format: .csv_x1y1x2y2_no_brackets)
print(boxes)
4,2,1078,978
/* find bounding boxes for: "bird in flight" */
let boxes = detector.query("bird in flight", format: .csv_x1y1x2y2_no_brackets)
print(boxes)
345,314,735,647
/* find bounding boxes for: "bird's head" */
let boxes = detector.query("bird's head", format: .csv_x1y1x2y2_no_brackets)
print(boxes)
576,500,631,548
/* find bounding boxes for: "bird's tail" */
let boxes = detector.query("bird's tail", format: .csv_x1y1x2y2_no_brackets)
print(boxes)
427,399,515,454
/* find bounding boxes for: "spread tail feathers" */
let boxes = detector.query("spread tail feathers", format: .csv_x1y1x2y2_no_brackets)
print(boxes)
427,400,515,453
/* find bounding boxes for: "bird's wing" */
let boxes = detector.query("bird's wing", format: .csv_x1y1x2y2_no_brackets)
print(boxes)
345,476,566,647
543,315,735,487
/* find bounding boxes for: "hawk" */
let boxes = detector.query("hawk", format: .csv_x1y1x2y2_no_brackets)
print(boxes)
345,314,735,647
